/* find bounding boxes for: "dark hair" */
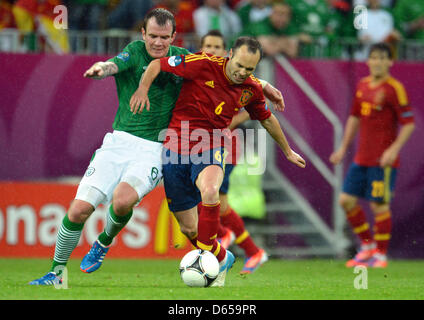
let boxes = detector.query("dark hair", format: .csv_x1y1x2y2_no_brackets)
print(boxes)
232,36,263,60
143,8,176,34
369,42,393,59
200,29,226,48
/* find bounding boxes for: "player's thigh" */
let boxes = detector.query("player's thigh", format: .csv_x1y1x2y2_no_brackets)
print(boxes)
365,166,397,204
338,192,358,211
342,163,368,201
118,132,163,203
162,149,201,213
193,148,225,203
74,183,107,219
78,132,124,203
173,207,198,237
121,158,162,203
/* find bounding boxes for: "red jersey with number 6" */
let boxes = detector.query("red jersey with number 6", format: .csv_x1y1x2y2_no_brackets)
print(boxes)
351,76,414,167
159,52,271,155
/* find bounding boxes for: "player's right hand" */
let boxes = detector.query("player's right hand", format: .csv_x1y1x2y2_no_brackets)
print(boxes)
287,150,306,168
83,65,104,79
329,149,344,165
130,87,150,114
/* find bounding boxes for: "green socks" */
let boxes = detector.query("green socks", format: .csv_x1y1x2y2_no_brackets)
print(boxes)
98,206,133,246
50,215,84,275
49,206,132,275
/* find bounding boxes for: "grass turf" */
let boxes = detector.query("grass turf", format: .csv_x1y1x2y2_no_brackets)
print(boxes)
1,258,423,300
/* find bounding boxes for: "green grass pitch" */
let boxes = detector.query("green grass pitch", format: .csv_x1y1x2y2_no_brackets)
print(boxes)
1,258,423,300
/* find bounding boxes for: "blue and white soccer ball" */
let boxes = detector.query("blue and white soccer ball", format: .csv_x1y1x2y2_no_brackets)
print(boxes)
179,249,220,287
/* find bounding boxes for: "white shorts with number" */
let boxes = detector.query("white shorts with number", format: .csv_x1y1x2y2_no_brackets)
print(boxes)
76,130,163,207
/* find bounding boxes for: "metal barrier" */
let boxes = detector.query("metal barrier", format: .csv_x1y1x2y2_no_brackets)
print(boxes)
252,57,348,258
1,29,423,60
298,37,424,61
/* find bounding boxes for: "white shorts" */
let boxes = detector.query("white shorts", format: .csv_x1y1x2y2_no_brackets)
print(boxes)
76,130,163,206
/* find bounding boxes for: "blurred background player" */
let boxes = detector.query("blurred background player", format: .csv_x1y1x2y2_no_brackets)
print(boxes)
199,29,269,274
239,1,308,58
193,0,242,40
130,36,306,286
330,42,415,268
29,8,190,285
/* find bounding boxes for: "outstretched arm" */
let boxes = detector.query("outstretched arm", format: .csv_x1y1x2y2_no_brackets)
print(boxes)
129,59,162,114
229,110,250,130
260,114,306,168
83,61,118,79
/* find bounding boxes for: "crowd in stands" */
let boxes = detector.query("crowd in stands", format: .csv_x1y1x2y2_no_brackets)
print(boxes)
1,0,423,59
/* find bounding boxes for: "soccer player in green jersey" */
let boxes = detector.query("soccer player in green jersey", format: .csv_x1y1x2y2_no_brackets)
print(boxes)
29,8,189,285
29,8,284,285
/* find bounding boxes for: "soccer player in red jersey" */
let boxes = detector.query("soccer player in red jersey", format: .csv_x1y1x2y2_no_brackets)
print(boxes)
330,43,415,268
131,36,305,285
199,30,270,275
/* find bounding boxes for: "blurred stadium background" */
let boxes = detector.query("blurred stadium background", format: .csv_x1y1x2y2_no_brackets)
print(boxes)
1,0,423,265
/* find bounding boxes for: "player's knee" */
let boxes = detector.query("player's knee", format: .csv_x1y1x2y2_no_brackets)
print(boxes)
68,200,94,224
112,197,134,216
179,224,197,239
112,186,139,215
199,184,220,204
339,194,357,211
370,202,389,214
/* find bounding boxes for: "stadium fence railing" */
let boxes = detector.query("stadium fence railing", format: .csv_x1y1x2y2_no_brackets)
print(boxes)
1,29,424,61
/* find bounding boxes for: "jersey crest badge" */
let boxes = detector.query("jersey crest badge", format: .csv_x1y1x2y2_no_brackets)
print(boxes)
168,56,182,67
85,167,95,177
117,52,130,62
239,89,254,106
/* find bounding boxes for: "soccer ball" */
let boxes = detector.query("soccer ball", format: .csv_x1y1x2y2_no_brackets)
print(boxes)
179,249,220,287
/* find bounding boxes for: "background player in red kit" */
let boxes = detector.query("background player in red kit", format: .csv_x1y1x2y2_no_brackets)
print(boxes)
330,43,415,268
131,37,305,286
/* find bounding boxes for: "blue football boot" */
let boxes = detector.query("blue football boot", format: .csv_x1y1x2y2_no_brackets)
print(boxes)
211,250,235,287
29,272,62,285
80,240,110,273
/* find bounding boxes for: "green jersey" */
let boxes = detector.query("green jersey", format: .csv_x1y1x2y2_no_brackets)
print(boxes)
242,16,299,37
108,40,190,142
393,0,424,41
286,0,332,38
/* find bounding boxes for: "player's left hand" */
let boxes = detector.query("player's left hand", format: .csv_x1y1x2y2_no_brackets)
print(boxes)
286,150,306,168
263,83,285,112
130,87,150,114
380,147,398,167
